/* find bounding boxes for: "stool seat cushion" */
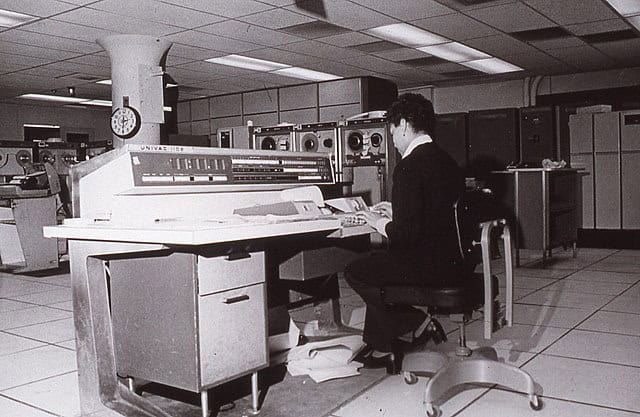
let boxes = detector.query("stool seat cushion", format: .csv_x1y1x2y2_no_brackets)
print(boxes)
381,273,499,315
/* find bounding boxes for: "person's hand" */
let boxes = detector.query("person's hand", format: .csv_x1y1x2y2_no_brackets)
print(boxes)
371,201,392,219
356,210,384,227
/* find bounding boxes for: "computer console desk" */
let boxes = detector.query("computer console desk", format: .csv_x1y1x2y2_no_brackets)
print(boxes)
44,145,371,417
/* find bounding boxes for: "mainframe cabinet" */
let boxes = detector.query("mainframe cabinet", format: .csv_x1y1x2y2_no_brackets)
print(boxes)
490,168,579,266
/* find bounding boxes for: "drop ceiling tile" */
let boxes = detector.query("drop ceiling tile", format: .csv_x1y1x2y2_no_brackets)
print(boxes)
243,48,322,66
164,67,212,84
417,62,469,74
0,52,53,68
0,62,28,75
529,36,587,50
593,38,640,60
255,0,296,5
464,34,539,56
316,32,379,47
238,8,316,29
435,0,517,12
503,50,565,69
23,61,110,77
64,53,110,68
283,40,366,61
165,30,259,53
305,60,365,78
284,0,397,31
0,30,101,54
243,72,307,86
173,61,257,78
465,2,556,32
0,0,78,17
158,0,273,18
88,0,226,28
185,79,252,93
412,12,501,41
53,8,179,36
349,0,454,20
18,19,116,43
383,67,437,83
0,41,82,60
522,0,619,25
372,47,432,62
219,77,279,90
197,20,303,47
546,45,620,70
168,43,223,60
566,19,632,36
0,72,57,90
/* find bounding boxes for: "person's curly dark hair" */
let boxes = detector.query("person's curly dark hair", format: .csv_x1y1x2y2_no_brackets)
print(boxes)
386,93,436,135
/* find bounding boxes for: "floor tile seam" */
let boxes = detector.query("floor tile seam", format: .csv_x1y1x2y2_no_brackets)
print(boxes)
449,386,493,416
6,277,71,289
535,351,640,371
0,337,74,358
0,392,60,416
1,287,71,301
3,326,76,346
562,277,640,285
0,370,77,394
513,300,609,310
473,386,640,415
322,373,390,417
616,283,640,298
601,307,640,315
570,326,640,339
587,267,640,274
1,314,74,332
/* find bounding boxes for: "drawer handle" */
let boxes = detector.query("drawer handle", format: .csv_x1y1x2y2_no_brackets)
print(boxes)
223,294,250,304
226,252,251,261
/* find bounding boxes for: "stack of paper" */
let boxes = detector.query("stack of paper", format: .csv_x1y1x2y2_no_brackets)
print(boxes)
286,335,366,383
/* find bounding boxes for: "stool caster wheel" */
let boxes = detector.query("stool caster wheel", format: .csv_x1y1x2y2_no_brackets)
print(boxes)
425,403,441,417
530,395,543,411
403,371,418,385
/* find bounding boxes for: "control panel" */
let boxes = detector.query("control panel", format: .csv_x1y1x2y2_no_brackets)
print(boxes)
129,148,334,187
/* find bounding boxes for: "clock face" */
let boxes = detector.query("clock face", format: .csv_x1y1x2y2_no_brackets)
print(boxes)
110,106,141,139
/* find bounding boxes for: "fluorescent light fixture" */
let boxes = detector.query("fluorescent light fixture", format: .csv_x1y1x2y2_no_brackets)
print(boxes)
273,67,342,81
83,99,112,107
97,79,178,87
417,42,491,63
364,23,449,47
205,54,290,71
606,0,640,16
461,58,523,74
18,94,87,104
0,8,37,28
24,124,60,129
18,94,172,112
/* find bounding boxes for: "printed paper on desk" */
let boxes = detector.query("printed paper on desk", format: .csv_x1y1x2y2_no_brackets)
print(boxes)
280,185,324,207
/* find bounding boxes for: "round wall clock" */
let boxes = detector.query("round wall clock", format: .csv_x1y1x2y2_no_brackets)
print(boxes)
110,105,141,139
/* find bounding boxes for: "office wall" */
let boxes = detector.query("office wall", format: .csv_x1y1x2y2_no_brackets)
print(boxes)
402,66,640,114
0,102,111,141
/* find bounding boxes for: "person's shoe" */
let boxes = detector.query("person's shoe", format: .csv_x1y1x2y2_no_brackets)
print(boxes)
400,318,448,352
353,346,403,375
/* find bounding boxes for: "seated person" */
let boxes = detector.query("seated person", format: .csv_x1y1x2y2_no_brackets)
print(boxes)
345,93,465,373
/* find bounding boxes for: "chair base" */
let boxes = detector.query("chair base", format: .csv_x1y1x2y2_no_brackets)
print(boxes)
401,347,541,417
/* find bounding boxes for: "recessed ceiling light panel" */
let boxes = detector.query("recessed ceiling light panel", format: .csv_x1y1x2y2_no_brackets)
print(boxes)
417,42,490,63
364,23,449,47
0,8,37,28
205,54,290,72
461,58,523,74
273,67,342,81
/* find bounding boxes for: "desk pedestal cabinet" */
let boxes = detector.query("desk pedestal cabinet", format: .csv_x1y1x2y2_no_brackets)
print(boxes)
490,168,579,266
109,250,268,394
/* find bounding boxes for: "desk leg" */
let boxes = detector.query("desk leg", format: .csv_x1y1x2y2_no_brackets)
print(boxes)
69,240,172,417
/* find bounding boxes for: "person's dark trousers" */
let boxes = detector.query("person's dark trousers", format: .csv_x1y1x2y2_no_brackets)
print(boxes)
345,251,427,352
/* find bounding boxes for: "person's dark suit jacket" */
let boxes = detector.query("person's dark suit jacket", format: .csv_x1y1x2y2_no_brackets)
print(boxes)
384,141,466,283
